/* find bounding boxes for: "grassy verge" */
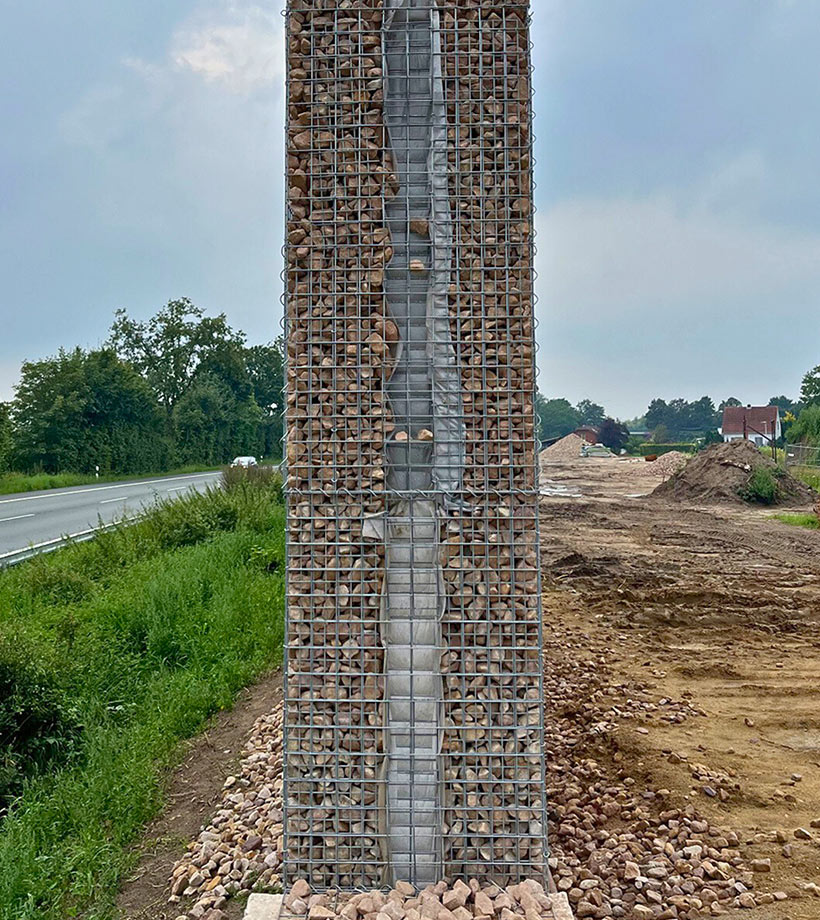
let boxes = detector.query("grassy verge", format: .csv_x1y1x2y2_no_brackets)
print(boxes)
0,472,285,920
791,466,820,492
773,512,819,530
0,464,221,497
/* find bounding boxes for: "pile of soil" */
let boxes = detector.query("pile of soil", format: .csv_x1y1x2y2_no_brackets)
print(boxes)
652,439,815,506
542,432,585,460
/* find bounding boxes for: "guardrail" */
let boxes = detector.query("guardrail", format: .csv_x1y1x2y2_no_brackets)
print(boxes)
0,519,134,569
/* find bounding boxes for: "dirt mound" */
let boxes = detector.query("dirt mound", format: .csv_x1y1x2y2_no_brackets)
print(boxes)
652,439,815,506
542,432,585,460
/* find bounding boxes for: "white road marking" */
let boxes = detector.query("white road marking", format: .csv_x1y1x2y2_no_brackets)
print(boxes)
100,497,129,504
167,486,188,493
0,513,36,523
0,472,221,505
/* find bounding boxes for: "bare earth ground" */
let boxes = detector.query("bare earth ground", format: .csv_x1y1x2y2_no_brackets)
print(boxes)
540,456,820,918
121,458,820,918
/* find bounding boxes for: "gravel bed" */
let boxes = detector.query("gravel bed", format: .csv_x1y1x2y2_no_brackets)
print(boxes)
165,631,820,919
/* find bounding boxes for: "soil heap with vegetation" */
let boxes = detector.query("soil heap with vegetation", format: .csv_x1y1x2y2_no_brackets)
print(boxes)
652,439,815,506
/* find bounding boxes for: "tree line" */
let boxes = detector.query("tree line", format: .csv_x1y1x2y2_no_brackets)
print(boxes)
0,300,284,476
536,361,820,450
3,302,820,475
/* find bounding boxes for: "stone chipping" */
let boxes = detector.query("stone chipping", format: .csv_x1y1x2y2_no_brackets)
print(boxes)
165,603,820,918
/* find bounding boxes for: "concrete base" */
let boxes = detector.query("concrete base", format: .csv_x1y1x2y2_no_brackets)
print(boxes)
243,894,283,920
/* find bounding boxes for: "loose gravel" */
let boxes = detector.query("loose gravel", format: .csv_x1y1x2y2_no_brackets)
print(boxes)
165,615,818,920
168,705,284,919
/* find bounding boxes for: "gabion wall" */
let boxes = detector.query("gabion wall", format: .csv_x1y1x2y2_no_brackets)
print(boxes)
283,0,546,890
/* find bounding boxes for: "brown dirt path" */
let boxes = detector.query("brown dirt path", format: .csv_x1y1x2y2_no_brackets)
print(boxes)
117,670,283,920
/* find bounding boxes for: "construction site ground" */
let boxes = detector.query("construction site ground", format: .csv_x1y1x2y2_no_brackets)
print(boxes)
120,454,820,919
539,454,820,918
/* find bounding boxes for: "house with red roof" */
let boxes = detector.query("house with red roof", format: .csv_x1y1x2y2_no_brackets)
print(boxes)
721,405,781,446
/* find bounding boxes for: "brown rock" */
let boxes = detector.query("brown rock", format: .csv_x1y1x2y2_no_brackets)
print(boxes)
473,893,495,916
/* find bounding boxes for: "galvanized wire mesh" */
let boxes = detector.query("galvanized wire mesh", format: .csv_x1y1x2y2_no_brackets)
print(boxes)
283,0,546,891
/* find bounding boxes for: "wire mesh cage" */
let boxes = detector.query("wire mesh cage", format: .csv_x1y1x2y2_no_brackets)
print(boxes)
283,0,546,891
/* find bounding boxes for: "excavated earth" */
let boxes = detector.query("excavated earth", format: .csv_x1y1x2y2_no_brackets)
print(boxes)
121,457,820,920
651,440,814,506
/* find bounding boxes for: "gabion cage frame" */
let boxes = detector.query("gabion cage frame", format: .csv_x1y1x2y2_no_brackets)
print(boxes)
283,0,547,890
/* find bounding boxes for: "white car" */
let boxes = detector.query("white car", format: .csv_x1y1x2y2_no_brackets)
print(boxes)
230,456,258,469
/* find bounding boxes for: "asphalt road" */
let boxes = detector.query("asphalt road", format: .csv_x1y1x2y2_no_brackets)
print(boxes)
0,471,223,561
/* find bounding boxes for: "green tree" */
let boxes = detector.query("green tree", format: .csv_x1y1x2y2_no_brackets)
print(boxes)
0,403,13,473
647,396,718,439
598,417,630,452
245,339,285,459
787,405,820,446
174,372,262,466
535,394,581,443
719,397,743,411
576,399,606,427
689,396,719,432
645,399,669,435
800,365,820,406
109,299,245,417
769,395,799,414
11,349,166,474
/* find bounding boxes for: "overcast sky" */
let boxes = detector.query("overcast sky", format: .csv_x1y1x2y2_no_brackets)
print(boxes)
1,1,819,417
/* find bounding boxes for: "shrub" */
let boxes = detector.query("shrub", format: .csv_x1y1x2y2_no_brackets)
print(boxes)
0,642,82,812
740,467,779,504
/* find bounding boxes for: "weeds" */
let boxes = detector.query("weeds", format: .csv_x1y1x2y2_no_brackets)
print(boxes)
773,512,819,530
793,466,820,492
739,467,780,504
0,477,285,920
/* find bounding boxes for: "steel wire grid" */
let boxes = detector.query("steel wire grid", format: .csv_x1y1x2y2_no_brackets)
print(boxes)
283,0,546,890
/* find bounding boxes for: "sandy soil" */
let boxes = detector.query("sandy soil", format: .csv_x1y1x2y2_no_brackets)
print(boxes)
540,455,820,918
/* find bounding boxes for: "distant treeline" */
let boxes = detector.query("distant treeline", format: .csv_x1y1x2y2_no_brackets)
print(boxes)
537,372,820,449
0,300,283,476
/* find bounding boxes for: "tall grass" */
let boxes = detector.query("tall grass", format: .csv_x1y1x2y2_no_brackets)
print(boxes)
0,474,285,920
792,466,820,493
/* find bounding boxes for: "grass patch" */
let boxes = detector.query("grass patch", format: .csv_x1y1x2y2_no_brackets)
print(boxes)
0,472,285,920
0,464,221,497
792,466,820,493
773,512,819,530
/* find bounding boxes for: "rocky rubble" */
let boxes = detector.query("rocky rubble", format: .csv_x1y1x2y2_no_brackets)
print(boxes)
167,705,284,919
166,611,820,919
650,452,690,478
536,614,820,919
283,878,571,920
